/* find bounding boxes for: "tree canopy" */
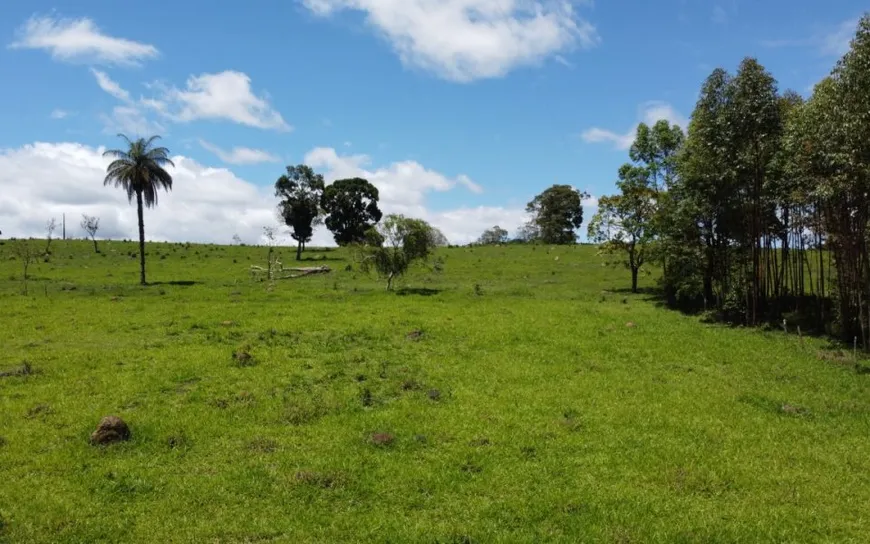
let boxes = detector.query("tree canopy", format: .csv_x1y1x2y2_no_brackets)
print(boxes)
526,185,588,245
321,177,383,246
589,14,870,346
275,164,325,260
477,225,508,245
358,214,437,290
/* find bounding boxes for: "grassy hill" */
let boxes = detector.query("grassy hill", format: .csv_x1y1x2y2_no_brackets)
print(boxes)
1,240,868,543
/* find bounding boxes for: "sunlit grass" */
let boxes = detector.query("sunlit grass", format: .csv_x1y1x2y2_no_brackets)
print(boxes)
0,239,868,542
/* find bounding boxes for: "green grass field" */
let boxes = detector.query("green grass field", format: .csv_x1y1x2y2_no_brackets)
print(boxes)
1,240,868,543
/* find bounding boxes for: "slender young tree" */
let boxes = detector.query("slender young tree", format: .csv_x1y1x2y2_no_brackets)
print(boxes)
588,164,657,293
103,134,174,285
80,215,100,253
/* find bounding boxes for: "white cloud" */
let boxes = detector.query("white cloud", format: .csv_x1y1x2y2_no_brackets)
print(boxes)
199,140,280,165
89,69,287,134
301,0,599,82
147,71,290,131
9,15,158,66
0,142,279,246
581,101,688,151
305,146,484,209
0,142,509,247
91,69,130,102
99,106,166,137
50,109,71,119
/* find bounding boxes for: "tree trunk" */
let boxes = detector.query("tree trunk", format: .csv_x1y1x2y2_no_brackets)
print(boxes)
93,237,99,254
631,266,639,294
136,191,146,285
296,240,302,261
387,273,394,291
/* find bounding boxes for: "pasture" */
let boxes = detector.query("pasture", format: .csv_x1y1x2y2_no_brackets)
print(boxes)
0,240,868,543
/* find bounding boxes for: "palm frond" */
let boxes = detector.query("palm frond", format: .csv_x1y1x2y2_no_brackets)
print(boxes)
103,133,174,208
102,148,131,160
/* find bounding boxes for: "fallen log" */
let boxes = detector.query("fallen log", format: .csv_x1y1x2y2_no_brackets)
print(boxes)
280,266,331,278
250,265,331,279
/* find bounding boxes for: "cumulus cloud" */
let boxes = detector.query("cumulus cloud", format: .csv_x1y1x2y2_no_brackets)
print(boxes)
89,69,289,134
145,71,290,131
9,15,158,66
0,142,279,245
0,142,528,247
581,101,688,150
301,0,599,82
199,140,280,165
305,146,484,209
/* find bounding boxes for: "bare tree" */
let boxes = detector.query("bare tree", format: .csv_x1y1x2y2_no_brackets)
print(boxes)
45,218,58,254
80,215,101,253
232,233,242,245
13,239,37,295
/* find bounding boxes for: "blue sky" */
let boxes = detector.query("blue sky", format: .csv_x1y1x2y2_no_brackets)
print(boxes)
0,1,864,245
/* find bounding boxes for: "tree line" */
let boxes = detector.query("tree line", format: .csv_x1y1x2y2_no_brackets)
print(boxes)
589,14,870,345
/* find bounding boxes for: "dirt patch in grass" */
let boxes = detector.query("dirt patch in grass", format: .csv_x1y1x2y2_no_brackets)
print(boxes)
247,437,278,453
370,432,395,447
295,470,345,489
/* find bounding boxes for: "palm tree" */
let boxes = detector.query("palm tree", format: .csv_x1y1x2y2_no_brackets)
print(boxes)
103,134,174,285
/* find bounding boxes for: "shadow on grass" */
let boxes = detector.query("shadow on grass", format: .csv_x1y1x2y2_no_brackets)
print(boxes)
609,286,661,297
150,280,202,287
396,287,441,297
298,256,345,263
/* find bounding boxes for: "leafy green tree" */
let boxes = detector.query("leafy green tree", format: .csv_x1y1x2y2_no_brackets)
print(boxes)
429,227,449,247
630,120,684,193
358,214,436,290
477,225,509,245
103,134,174,285
515,222,540,243
526,185,588,244
321,177,383,246
275,165,325,260
588,164,657,293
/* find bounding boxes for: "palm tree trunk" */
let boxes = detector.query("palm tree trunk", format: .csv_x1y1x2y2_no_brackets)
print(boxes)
136,190,146,285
